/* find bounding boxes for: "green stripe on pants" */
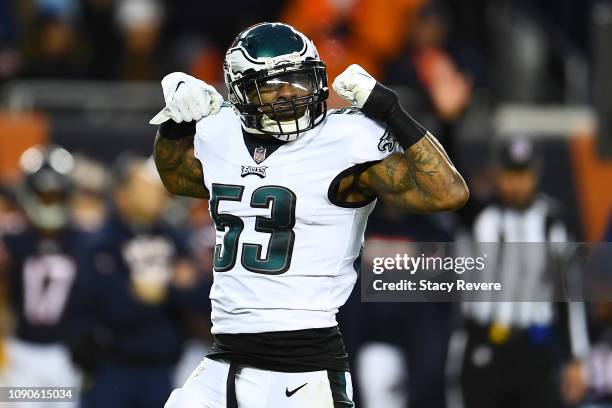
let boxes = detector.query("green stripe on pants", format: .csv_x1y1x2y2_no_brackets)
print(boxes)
327,370,354,407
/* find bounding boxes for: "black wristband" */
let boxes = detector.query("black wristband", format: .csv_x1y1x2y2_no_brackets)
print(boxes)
361,83,427,149
158,120,196,140
361,82,399,122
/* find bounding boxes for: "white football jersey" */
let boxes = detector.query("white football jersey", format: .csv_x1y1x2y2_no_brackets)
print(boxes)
194,106,398,334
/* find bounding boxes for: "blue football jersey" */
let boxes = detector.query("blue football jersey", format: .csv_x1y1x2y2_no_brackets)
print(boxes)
2,226,88,344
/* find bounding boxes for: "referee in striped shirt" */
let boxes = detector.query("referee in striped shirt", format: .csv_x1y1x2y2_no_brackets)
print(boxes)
459,138,589,408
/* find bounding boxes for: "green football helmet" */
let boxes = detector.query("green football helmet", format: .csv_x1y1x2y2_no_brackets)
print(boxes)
224,22,329,141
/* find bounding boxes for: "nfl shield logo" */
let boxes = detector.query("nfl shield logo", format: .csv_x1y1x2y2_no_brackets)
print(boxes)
253,146,267,164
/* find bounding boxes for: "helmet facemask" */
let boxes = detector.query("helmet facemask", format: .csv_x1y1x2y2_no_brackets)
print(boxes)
228,60,328,141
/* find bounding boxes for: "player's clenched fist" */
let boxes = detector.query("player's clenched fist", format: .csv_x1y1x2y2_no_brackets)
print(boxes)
150,72,223,124
334,63,429,149
332,64,377,109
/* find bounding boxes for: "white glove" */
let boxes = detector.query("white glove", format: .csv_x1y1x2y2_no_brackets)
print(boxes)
149,72,223,125
332,64,377,109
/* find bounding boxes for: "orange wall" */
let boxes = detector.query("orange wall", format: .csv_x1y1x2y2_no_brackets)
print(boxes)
0,112,49,184
570,134,612,240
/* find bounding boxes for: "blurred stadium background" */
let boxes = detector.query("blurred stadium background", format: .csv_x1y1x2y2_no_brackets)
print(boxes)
0,0,611,407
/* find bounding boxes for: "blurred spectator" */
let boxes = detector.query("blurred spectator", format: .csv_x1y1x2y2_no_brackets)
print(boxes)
70,154,110,232
162,0,285,52
6,0,358,83
345,0,426,78
80,0,121,79
172,199,215,387
385,2,473,145
0,1,15,47
19,12,86,79
0,145,85,407
459,138,590,408
281,0,349,89
340,203,453,408
77,156,207,408
487,1,550,103
442,0,489,71
282,0,426,88
385,1,475,230
486,0,591,104
0,0,20,81
33,0,79,20
162,0,285,83
115,0,165,80
407,4,472,122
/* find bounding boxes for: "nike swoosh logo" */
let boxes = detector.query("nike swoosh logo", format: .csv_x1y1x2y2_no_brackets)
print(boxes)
172,81,185,101
285,383,308,397
174,81,185,92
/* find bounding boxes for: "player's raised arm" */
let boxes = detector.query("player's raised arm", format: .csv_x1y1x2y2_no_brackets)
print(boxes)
333,65,469,212
151,72,223,199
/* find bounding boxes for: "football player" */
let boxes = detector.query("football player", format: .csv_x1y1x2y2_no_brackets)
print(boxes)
0,145,83,407
77,156,205,408
152,22,468,408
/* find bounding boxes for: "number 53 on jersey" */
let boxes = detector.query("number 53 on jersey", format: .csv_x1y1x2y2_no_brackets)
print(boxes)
210,184,296,275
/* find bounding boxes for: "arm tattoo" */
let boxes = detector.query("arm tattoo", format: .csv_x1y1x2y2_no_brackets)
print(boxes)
360,132,467,211
154,132,209,199
364,152,436,210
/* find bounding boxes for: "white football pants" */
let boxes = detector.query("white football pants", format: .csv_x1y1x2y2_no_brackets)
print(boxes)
165,357,354,408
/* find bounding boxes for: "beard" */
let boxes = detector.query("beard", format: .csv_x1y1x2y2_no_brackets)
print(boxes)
259,100,309,122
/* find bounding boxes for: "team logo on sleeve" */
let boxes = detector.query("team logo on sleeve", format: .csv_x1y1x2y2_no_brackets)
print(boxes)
241,165,267,178
378,130,398,153
253,146,267,164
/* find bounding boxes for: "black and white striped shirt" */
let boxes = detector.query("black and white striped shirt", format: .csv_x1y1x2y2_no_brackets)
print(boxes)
462,195,589,358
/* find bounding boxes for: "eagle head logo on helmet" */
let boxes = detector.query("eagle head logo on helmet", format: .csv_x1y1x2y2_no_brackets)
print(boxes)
224,22,329,142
